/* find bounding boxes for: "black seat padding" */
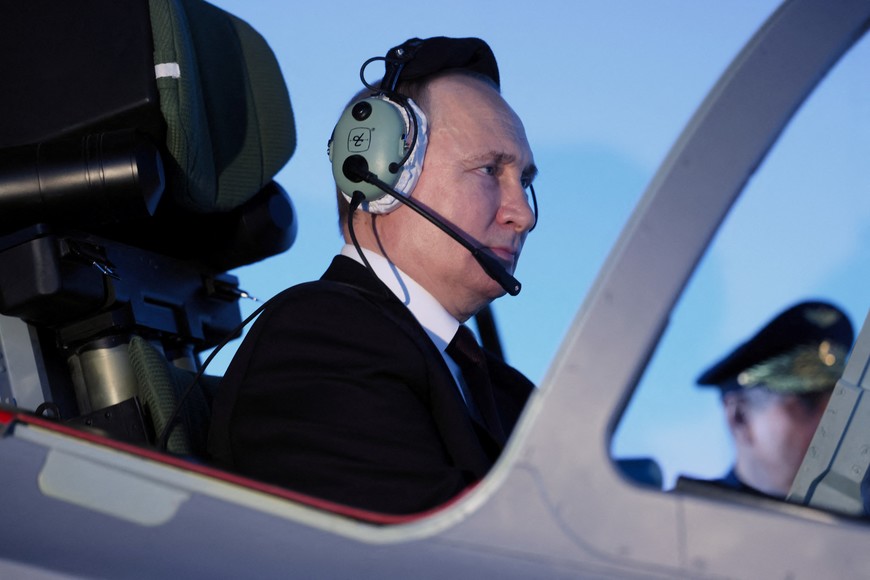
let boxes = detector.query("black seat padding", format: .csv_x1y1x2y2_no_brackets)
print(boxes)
0,0,297,270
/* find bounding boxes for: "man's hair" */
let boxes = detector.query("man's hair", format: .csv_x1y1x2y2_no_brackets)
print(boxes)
333,70,499,232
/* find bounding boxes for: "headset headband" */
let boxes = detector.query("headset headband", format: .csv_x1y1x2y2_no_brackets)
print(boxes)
380,37,500,93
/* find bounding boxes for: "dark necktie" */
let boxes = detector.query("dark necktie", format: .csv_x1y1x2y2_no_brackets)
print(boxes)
446,325,506,443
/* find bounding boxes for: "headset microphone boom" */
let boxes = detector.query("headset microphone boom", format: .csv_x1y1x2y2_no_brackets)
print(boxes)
340,153,522,296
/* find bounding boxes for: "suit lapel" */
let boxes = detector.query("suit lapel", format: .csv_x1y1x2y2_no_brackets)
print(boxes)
321,256,501,475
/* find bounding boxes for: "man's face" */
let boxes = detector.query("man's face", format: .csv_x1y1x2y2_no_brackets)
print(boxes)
377,74,537,321
737,390,831,496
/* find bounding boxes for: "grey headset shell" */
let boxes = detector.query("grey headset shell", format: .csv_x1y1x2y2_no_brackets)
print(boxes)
328,97,408,201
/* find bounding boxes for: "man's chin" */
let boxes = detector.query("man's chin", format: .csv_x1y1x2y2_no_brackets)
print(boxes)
483,278,509,300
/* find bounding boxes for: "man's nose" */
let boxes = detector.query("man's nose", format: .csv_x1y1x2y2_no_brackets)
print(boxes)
499,181,536,233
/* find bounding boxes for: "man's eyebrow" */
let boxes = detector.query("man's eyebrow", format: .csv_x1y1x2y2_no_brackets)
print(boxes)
465,151,515,165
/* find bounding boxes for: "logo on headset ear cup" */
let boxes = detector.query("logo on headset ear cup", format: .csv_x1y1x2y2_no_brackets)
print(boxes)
329,96,409,202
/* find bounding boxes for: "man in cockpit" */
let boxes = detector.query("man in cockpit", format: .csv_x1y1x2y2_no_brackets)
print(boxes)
207,36,537,515
695,300,853,498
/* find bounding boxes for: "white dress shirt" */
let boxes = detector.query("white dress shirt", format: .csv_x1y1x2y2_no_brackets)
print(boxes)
340,244,473,406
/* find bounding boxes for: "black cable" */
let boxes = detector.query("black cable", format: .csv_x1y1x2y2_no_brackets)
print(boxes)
474,305,504,361
347,191,374,274
157,193,384,452
358,56,385,92
156,300,271,452
528,183,539,232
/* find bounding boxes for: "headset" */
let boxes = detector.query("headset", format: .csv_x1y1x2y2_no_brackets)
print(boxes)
327,40,428,214
326,37,538,296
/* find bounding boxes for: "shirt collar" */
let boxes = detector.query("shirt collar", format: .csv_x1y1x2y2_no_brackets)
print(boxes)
340,245,459,352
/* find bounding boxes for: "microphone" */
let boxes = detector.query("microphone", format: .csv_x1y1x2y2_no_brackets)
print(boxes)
341,155,522,296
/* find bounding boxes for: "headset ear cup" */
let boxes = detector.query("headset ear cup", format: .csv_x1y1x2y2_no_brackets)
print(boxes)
331,97,408,202
329,95,428,214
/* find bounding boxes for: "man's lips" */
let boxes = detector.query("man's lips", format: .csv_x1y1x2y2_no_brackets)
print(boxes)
488,246,518,267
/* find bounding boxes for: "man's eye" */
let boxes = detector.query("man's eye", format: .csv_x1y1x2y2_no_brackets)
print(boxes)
479,165,498,177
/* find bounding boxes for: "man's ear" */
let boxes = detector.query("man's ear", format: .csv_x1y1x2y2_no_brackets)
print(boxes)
723,392,752,443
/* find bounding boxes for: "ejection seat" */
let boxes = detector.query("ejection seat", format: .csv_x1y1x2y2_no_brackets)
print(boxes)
0,0,297,455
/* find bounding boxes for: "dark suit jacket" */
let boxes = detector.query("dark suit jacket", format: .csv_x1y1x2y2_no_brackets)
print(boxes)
207,256,533,515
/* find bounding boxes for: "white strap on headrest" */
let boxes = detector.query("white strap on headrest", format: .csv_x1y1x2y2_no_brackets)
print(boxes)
154,62,181,79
